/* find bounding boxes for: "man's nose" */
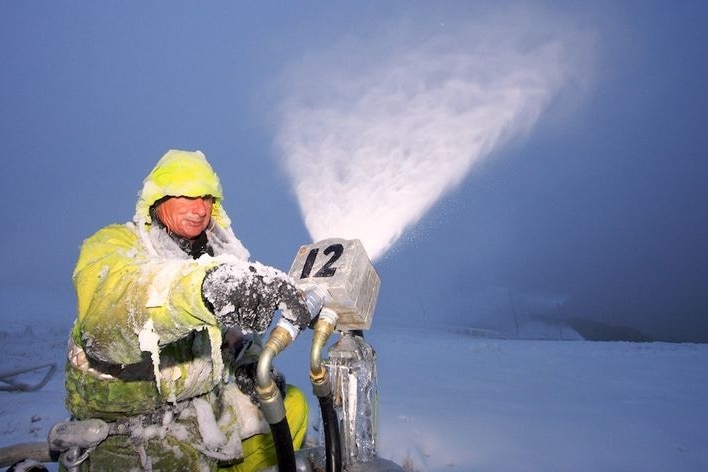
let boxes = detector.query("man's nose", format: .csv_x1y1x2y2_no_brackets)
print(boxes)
192,199,210,216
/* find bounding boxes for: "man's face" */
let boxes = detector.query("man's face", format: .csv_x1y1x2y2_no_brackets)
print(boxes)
155,196,214,239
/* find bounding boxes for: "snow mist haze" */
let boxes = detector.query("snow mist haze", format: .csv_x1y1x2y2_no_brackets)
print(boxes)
275,8,594,262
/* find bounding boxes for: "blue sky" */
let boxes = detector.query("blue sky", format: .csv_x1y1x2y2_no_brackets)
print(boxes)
1,1,707,342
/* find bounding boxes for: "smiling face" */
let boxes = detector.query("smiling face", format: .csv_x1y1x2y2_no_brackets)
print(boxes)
154,196,214,239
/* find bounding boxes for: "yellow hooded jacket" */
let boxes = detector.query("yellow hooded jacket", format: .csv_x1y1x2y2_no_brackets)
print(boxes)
65,150,306,471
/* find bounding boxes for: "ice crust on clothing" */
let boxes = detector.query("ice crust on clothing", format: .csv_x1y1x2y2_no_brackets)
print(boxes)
193,396,227,451
201,260,295,333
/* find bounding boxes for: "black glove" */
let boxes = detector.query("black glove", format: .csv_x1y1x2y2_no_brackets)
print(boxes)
277,279,316,331
201,262,312,333
232,362,287,405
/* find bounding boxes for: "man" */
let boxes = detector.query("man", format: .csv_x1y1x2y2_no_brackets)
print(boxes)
65,149,314,471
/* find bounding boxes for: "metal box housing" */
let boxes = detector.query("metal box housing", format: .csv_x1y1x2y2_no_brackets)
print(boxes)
288,238,380,331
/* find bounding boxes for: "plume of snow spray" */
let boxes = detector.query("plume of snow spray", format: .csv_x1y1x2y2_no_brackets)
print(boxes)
275,9,593,262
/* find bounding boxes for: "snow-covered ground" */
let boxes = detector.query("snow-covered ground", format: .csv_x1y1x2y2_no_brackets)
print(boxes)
1,315,707,471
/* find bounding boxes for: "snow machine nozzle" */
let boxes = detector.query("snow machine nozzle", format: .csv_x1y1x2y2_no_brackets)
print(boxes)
256,238,386,472
288,238,380,332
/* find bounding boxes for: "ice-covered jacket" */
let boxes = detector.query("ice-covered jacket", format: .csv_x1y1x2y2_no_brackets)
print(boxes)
65,150,272,464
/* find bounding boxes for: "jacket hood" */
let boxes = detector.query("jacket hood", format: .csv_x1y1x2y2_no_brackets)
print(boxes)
135,149,231,228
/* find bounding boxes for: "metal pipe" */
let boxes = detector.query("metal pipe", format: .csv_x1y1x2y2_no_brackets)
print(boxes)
256,324,294,424
255,288,324,472
309,308,341,472
310,308,338,391
256,323,296,472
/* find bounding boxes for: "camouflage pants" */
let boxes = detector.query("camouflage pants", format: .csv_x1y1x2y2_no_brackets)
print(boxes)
60,386,308,472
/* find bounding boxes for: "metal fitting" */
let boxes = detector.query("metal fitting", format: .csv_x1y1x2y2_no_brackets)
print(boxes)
310,308,338,398
256,325,294,424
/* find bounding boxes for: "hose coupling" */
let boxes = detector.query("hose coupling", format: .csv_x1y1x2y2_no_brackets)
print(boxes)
256,325,294,424
310,308,338,397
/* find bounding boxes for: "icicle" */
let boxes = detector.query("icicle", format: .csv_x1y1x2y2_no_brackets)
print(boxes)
138,318,162,394
206,325,224,384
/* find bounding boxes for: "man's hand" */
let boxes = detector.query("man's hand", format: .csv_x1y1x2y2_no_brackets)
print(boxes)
201,262,311,333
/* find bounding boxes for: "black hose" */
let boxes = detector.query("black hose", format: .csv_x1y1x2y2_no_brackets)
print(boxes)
318,394,342,472
269,418,296,472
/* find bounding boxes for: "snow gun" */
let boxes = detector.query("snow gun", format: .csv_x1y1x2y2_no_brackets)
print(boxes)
251,237,405,471
285,238,405,472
